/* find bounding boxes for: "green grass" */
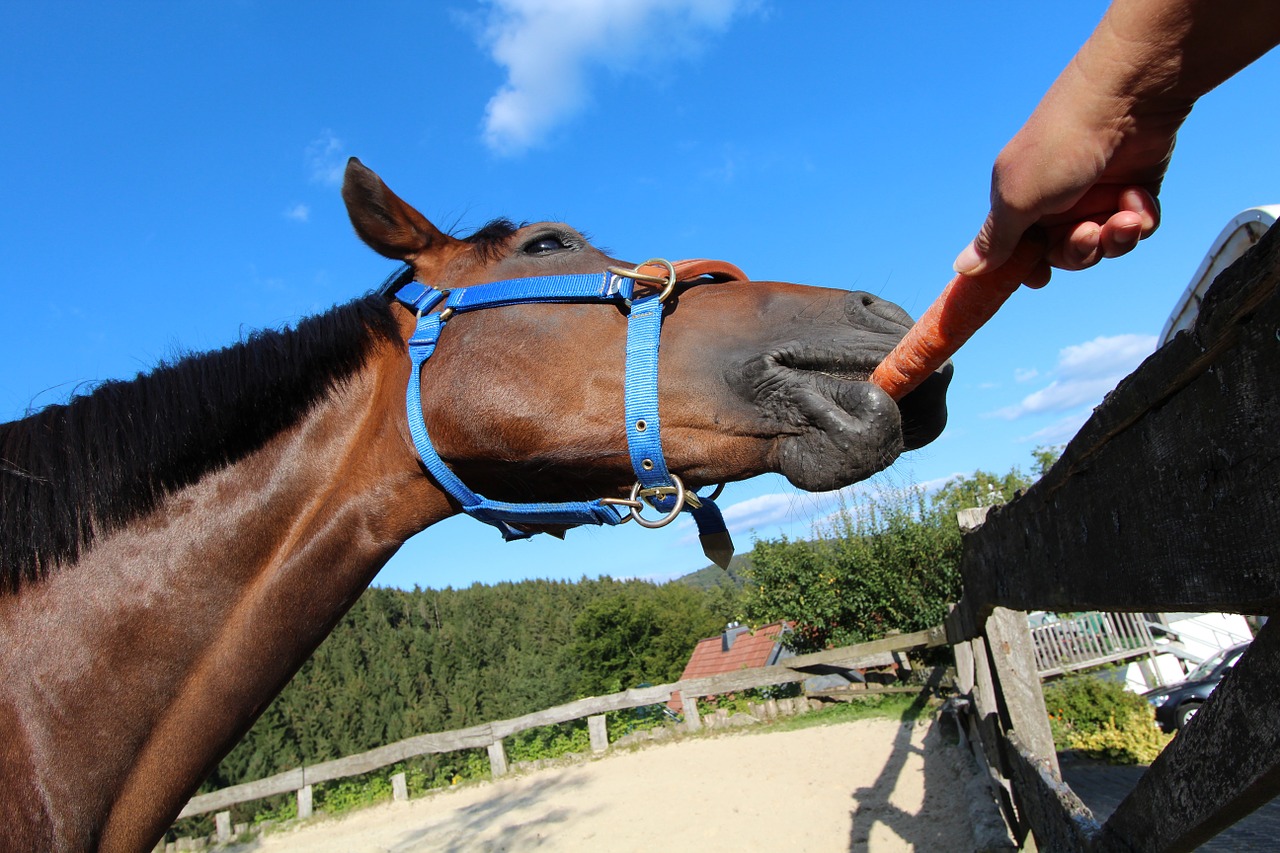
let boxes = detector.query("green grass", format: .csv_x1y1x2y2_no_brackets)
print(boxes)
765,691,935,734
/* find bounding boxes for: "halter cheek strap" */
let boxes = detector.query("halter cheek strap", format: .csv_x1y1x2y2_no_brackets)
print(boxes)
386,258,747,568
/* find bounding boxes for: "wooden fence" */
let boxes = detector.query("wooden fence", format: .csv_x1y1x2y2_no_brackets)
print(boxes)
176,626,946,824
944,220,1280,851
1029,611,1158,679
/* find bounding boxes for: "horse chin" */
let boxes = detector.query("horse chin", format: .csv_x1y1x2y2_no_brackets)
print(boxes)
771,364,952,493
774,377,903,491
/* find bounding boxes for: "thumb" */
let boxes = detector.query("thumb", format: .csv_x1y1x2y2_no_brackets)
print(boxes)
954,206,1034,276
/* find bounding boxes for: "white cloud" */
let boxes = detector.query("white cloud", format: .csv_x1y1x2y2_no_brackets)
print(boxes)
284,203,310,222
477,0,750,155
675,472,964,546
1014,367,1039,383
305,131,345,186
1016,412,1092,445
992,333,1155,420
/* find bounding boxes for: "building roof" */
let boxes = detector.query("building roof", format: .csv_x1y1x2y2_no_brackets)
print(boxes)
678,621,792,682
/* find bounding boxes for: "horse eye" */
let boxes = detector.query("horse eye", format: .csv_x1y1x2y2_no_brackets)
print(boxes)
523,235,569,255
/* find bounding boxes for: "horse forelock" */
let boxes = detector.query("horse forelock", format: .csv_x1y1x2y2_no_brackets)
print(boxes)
461,218,521,264
0,293,401,595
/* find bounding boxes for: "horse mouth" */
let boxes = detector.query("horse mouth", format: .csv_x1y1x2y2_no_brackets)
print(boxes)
743,350,952,492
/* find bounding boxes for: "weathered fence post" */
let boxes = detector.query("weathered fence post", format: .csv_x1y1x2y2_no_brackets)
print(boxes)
679,691,702,732
391,771,408,802
985,607,1060,777
296,784,313,819
587,714,609,753
487,740,509,777
214,811,231,842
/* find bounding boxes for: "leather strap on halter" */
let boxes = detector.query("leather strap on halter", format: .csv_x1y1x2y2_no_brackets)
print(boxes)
388,257,747,568
660,258,749,283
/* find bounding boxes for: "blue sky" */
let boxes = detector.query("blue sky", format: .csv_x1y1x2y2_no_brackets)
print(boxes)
3,2,1277,591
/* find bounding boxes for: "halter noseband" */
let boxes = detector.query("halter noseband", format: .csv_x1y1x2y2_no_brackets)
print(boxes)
384,258,748,568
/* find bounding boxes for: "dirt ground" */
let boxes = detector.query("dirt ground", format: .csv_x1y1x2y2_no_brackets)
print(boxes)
226,715,993,853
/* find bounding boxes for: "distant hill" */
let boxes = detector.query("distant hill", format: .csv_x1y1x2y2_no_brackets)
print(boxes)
675,553,755,589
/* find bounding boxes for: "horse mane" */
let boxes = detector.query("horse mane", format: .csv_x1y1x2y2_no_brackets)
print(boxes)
0,291,402,594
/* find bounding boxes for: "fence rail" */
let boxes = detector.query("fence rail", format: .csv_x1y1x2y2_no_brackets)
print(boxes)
177,626,946,821
945,222,1280,851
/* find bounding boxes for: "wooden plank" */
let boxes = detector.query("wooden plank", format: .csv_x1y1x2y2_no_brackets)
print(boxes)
487,741,508,778
215,811,231,842
588,714,608,753
681,693,702,732
1001,730,1102,852
954,639,975,694
809,685,933,699
1097,618,1280,852
178,767,304,818
303,723,497,785
959,226,1280,615
296,785,313,819
968,636,1008,788
488,685,674,738
984,608,1059,777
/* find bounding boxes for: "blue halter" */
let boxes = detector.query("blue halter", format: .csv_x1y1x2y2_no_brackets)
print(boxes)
383,259,735,568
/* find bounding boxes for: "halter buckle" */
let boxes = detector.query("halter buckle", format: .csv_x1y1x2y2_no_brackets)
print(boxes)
606,258,679,302
619,473,689,529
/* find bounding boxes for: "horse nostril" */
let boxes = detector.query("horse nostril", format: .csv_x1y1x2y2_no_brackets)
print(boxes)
846,289,913,329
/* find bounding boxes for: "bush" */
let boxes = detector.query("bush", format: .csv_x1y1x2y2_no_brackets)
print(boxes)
1042,674,1171,764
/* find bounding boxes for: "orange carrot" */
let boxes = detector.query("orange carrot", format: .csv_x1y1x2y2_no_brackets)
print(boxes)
871,235,1047,401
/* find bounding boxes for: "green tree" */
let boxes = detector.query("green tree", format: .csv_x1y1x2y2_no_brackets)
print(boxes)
571,581,725,694
743,485,961,652
743,453,1053,653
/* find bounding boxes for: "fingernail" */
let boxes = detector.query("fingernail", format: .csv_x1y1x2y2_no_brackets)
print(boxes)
953,243,985,275
1115,222,1141,245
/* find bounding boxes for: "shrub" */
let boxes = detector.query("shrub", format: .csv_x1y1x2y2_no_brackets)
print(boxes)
1042,674,1171,764
1065,717,1170,765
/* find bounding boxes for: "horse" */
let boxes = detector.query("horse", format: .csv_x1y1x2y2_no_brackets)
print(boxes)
0,157,952,852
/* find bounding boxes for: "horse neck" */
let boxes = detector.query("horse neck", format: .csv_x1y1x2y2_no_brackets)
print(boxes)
0,333,450,852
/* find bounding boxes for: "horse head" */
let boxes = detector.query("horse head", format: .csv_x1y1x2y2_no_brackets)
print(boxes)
343,158,951,511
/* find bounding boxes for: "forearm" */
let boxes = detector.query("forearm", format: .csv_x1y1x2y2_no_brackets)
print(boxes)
1079,0,1280,107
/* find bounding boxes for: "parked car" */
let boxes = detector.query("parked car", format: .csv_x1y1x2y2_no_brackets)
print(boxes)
1142,641,1250,732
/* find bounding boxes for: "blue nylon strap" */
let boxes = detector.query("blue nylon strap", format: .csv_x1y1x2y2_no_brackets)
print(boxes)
404,296,626,540
624,295,671,489
444,272,634,313
623,294,731,541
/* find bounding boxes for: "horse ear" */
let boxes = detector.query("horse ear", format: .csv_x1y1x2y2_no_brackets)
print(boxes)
341,158,453,261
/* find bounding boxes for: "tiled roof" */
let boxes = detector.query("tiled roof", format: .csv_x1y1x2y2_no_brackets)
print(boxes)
668,622,792,712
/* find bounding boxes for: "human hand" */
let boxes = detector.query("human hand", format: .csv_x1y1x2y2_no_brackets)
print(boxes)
953,82,1176,287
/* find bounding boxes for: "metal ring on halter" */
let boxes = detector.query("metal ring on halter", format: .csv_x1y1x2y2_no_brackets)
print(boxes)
605,258,679,302
627,473,689,529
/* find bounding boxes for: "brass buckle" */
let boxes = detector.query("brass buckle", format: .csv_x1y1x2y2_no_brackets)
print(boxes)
606,258,679,302
600,476,726,529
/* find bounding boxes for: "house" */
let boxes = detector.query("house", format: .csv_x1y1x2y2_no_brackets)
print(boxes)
668,621,793,712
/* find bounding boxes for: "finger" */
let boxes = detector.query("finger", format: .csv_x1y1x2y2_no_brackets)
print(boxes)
1100,210,1145,258
1023,258,1053,289
1046,220,1104,271
1117,185,1160,236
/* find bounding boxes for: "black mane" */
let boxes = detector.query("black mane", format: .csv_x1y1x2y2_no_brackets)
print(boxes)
0,293,401,593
